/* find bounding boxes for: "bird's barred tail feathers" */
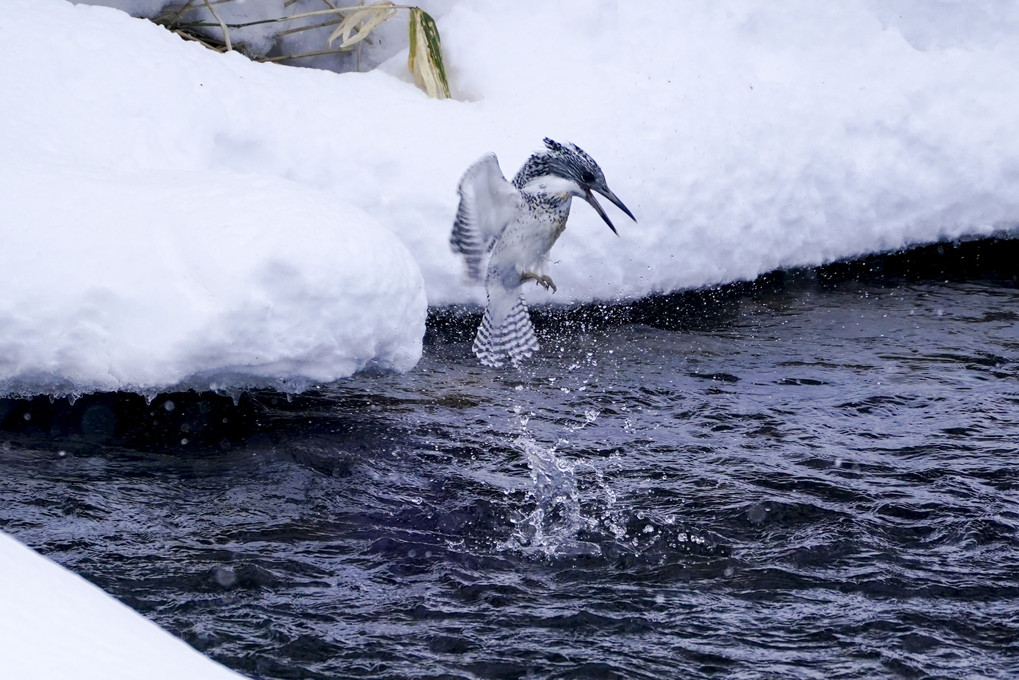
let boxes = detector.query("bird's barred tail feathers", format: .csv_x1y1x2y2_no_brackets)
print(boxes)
472,294,539,367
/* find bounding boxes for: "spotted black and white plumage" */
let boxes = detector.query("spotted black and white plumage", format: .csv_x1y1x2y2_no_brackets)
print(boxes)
451,138,636,368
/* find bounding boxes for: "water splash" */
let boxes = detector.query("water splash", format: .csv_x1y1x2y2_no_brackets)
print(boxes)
501,408,622,559
505,428,599,558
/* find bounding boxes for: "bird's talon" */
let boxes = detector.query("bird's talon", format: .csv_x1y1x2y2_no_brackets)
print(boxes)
524,274,556,292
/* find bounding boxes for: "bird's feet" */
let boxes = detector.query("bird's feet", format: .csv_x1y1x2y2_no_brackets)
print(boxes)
521,272,557,293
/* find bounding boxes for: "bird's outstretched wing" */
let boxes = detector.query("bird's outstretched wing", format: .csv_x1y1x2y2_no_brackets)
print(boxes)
450,153,524,282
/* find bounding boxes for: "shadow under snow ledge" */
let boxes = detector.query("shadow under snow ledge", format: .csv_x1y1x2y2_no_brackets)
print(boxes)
430,235,1019,338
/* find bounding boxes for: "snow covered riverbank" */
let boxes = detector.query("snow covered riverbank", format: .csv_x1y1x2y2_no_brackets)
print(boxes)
2,0,1018,398
1,0,428,397
0,530,248,680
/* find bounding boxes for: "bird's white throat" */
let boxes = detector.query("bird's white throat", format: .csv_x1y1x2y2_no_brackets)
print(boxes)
520,175,583,199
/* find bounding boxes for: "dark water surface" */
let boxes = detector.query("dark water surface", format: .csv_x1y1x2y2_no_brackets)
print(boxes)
2,243,1019,679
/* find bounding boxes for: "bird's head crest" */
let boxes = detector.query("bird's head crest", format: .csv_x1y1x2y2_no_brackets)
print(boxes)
511,138,636,233
540,138,606,188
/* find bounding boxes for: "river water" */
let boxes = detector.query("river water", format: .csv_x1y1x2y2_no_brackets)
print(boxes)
1,241,1018,679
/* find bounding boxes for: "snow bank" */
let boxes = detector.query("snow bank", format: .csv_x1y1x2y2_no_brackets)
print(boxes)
61,0,1019,307
424,0,1019,301
2,0,1019,396
1,0,426,398
0,530,246,680
0,163,425,397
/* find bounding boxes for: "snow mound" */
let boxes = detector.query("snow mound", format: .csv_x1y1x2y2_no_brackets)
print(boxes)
0,163,426,398
0,530,247,680
1,1,426,398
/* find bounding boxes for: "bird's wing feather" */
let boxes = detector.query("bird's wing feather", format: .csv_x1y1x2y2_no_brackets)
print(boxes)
450,153,524,281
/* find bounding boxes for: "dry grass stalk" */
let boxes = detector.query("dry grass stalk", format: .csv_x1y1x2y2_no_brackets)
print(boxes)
327,1,396,49
157,1,451,98
201,0,231,51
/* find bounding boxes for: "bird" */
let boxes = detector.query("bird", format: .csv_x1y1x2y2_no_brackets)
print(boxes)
450,138,636,367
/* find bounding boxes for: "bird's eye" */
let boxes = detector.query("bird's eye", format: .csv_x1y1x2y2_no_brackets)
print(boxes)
581,170,595,183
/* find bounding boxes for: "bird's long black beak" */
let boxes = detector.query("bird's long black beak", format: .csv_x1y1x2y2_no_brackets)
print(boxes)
583,187,636,236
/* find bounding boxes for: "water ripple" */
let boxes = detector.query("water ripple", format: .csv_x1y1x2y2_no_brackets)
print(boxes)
2,276,1019,678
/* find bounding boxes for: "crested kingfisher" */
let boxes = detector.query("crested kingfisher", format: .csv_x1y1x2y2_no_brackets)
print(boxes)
450,138,636,367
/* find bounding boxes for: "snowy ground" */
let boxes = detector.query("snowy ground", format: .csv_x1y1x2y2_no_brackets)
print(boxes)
1,0,428,398
3,0,1019,397
0,530,248,680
